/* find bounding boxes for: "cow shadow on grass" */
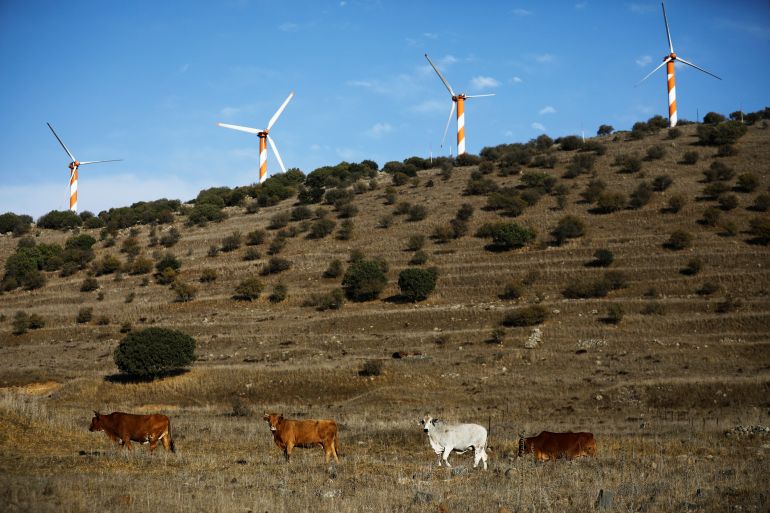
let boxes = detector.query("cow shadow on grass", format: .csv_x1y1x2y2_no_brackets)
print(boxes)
104,368,190,384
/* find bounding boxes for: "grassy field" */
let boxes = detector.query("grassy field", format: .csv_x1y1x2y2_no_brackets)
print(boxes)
1,122,769,512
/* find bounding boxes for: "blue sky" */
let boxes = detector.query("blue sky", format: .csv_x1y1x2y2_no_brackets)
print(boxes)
0,0,768,218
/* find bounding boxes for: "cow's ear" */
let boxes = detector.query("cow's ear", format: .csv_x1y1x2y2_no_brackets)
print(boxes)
263,412,269,419
93,410,99,416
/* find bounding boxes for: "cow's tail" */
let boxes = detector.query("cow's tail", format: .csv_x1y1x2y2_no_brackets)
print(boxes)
168,418,176,453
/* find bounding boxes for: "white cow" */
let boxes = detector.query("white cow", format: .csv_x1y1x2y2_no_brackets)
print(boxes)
420,415,488,470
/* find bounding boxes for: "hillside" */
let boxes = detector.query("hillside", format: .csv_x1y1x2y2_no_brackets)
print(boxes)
1,121,769,512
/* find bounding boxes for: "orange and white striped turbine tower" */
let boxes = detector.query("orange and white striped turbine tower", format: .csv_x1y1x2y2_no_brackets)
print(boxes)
218,92,294,183
638,2,721,127
425,54,494,155
47,123,122,212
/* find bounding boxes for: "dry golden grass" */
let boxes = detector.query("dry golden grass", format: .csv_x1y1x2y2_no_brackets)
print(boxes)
1,123,769,512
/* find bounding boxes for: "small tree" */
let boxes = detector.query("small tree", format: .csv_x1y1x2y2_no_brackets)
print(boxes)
221,231,242,252
398,267,438,302
171,280,197,302
234,277,264,300
664,230,692,250
342,259,388,301
80,277,99,292
76,307,93,324
591,249,614,267
551,215,585,245
502,305,547,327
597,124,614,136
114,327,195,378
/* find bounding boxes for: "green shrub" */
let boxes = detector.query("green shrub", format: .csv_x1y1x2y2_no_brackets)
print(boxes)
681,258,703,276
12,311,44,335
268,235,287,255
736,173,759,193
697,281,720,296
199,268,217,283
269,212,291,230
188,203,226,226
502,305,547,327
406,234,426,252
596,191,627,213
358,360,383,377
564,154,595,178
652,175,673,192
681,151,699,165
93,255,122,276
80,277,99,292
499,282,522,300
563,278,609,299
716,144,738,157
604,270,628,290
718,194,739,211
615,153,643,173
603,304,623,324
246,229,267,246
597,124,613,136
342,259,388,301
703,112,726,125
478,222,536,250
398,267,437,302
664,230,692,250
37,210,82,230
552,215,585,245
749,216,770,244
409,251,428,265
303,288,344,311
234,277,264,300
581,179,606,204
629,182,653,209
171,280,196,302
268,283,288,303
221,231,242,252
667,127,681,139
558,135,583,151
703,161,735,182
751,194,770,212
696,120,747,146
645,145,666,160
641,302,666,315
0,212,32,236
291,205,313,221
702,182,730,200
715,296,741,314
76,307,93,324
701,207,721,227
666,194,686,214
591,249,614,267
308,218,336,239
407,204,428,222
464,177,499,195
323,259,343,278
261,257,291,275
113,327,195,378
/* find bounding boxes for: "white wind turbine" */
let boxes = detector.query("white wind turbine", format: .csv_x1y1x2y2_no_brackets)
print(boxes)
638,2,721,127
218,92,294,183
424,53,495,155
47,122,122,212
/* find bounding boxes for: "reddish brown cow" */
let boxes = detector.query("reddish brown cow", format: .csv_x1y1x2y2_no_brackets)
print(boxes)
264,413,339,463
518,431,595,461
89,411,175,452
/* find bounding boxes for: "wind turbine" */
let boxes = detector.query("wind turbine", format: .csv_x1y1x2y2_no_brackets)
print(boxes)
218,91,294,183
47,123,121,213
424,53,494,155
638,2,721,127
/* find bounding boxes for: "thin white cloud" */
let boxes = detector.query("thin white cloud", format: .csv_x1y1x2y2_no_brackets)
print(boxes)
575,2,587,9
718,19,770,41
531,122,546,131
179,63,190,73
504,130,514,138
636,55,653,67
339,1,347,6
513,8,532,16
628,3,655,14
411,99,447,114
423,32,438,39
219,106,241,118
471,76,501,90
539,106,556,115
279,22,299,32
510,76,523,84
535,53,555,63
366,122,393,139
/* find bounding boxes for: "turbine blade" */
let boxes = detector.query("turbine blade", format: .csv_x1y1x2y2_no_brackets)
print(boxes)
676,57,722,80
217,122,263,134
662,2,674,54
47,122,77,162
636,57,670,85
267,91,295,131
440,101,456,148
267,136,286,174
424,53,456,97
78,159,122,165
465,93,496,98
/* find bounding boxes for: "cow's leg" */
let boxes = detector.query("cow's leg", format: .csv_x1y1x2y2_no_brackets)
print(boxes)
284,442,294,462
475,447,488,470
160,431,171,451
441,446,453,467
122,436,132,450
435,451,443,466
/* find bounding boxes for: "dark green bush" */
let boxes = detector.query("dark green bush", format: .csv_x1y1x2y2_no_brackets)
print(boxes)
696,120,747,146
749,216,770,244
681,151,699,165
667,194,686,213
234,277,264,300
563,278,609,299
596,191,627,213
323,259,343,278
261,257,291,275
645,145,666,160
652,175,673,192
558,135,583,151
76,307,93,324
597,124,614,136
752,194,770,212
80,277,99,292
358,360,383,377
681,258,703,276
188,203,226,226
0,212,32,236
199,268,217,283
478,222,536,250
615,153,643,173
629,181,653,209
268,283,288,303
342,259,388,301
407,204,428,222
155,253,180,274
502,305,547,327
718,194,739,211
247,229,267,246
93,255,122,276
398,267,437,302
703,112,726,125
456,204,474,221
409,250,428,265
269,212,291,230
736,173,759,193
308,218,336,239
591,249,614,267
697,281,720,296
499,282,522,300
664,230,692,250
303,288,344,311
701,206,721,227
406,234,426,252
159,227,181,248
114,327,195,378
552,215,585,245
703,161,735,182
37,210,82,230
581,179,606,204
221,231,242,252
603,304,623,324
171,280,196,302
464,177,499,195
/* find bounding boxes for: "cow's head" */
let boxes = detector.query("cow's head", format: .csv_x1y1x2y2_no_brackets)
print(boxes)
89,411,102,432
264,412,283,431
420,415,436,433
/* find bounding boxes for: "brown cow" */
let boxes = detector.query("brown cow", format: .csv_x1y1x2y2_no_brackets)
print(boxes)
89,411,175,452
264,412,339,463
518,431,595,461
